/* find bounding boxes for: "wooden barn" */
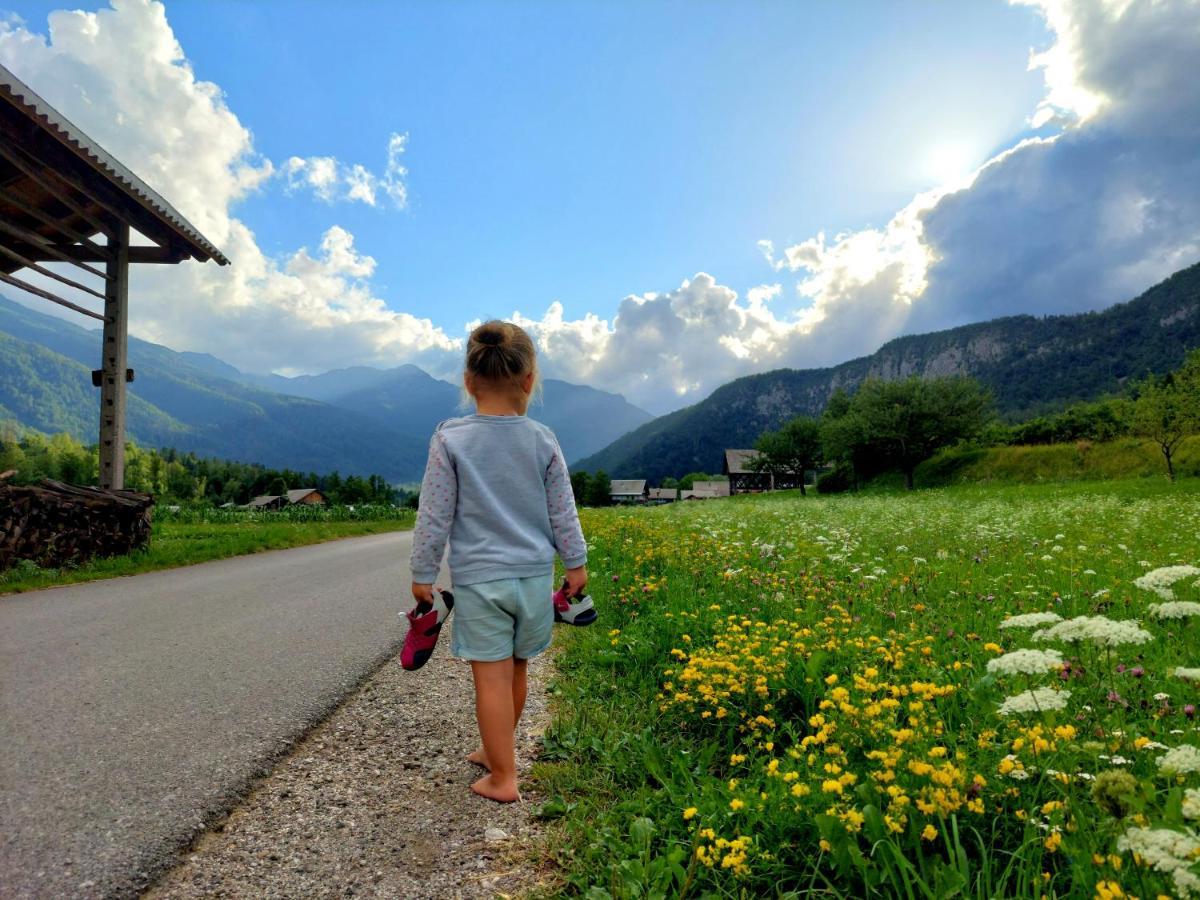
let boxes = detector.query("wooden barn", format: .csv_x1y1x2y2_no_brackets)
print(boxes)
247,495,287,511
286,488,326,506
723,449,805,494
648,487,678,503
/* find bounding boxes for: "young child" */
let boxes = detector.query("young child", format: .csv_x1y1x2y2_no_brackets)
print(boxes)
409,320,587,803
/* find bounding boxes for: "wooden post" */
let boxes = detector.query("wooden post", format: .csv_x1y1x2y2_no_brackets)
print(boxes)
99,223,130,490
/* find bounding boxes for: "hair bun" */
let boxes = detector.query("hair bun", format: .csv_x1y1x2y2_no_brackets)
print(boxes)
477,329,504,346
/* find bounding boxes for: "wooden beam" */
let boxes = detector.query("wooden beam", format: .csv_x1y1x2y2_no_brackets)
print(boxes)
0,243,107,300
23,243,189,265
0,271,105,321
0,184,113,258
98,223,130,491
0,141,115,239
0,218,112,280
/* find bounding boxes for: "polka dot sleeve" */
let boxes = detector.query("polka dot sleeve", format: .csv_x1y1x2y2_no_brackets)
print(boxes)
410,430,457,584
544,439,587,570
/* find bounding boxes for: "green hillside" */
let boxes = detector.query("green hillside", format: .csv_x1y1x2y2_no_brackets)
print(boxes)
576,261,1200,481
0,296,429,481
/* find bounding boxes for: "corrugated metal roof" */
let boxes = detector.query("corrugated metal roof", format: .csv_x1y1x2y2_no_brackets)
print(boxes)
0,62,229,265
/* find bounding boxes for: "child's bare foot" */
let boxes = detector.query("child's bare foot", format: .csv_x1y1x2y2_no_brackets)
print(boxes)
471,773,520,803
466,747,490,769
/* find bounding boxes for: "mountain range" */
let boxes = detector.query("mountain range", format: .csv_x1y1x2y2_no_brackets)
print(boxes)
0,294,652,482
576,260,1200,482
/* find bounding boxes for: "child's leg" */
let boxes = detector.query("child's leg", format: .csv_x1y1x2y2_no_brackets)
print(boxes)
467,656,528,770
470,658,520,803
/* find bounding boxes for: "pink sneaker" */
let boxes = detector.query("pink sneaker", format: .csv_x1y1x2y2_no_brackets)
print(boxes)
552,580,597,627
400,589,454,671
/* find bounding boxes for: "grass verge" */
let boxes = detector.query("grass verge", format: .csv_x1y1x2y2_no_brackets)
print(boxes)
0,518,412,596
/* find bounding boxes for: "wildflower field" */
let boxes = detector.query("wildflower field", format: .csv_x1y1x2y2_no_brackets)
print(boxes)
535,480,1200,899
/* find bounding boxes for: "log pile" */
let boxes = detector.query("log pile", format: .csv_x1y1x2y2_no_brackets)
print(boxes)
0,474,154,570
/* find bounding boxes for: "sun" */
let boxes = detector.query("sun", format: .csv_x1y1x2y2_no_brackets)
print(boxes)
923,140,980,186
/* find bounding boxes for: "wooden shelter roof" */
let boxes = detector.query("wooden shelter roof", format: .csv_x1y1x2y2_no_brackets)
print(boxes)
0,61,228,293
724,449,763,475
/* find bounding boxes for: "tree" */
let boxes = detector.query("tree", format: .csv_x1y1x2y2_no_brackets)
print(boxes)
826,376,991,490
570,470,590,505
1133,354,1200,480
585,470,612,507
679,472,721,490
752,416,822,495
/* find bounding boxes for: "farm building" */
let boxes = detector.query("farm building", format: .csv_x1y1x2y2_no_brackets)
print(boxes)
0,63,228,491
723,449,806,494
690,480,731,499
247,495,287,510
610,479,648,503
286,488,326,505
648,487,678,503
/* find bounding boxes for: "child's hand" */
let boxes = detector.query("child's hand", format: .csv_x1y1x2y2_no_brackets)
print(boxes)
565,565,588,597
412,582,434,605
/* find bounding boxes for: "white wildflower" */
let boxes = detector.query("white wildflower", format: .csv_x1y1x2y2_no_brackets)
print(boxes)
1032,615,1153,648
999,612,1063,630
1156,693,1172,701
1116,826,1200,897
1184,788,1200,821
1150,601,1200,620
987,649,1065,677
1177,668,1200,682
1158,745,1200,776
1134,565,1200,600
998,687,1071,716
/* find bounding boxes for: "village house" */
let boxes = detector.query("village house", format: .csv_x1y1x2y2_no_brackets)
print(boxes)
609,479,649,504
648,487,678,503
689,480,731,499
723,449,806,494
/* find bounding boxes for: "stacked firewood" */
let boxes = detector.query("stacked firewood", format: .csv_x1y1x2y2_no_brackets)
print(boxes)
0,473,154,570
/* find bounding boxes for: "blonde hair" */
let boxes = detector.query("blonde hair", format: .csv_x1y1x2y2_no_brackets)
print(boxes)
465,320,538,388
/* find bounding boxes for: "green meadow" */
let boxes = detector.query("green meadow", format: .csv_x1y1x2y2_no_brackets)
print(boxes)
537,479,1200,899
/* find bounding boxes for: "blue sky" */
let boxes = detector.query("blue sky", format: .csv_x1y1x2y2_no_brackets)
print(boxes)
8,0,1046,322
2,1,1197,412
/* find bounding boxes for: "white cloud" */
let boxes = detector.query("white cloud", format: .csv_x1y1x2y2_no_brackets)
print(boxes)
284,132,408,207
1,0,1197,417
524,0,1200,411
0,0,446,377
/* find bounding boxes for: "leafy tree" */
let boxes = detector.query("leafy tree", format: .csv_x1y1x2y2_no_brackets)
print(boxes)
585,470,612,507
678,472,723,490
824,376,991,490
570,470,590,505
751,417,822,495
660,476,679,489
1133,352,1200,480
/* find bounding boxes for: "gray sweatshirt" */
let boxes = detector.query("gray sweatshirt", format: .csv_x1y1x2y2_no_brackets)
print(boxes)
409,414,587,586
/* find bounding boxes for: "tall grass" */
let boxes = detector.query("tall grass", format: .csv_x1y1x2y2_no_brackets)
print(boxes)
534,479,1200,898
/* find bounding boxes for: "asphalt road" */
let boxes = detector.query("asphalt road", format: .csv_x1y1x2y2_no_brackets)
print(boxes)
0,531,440,899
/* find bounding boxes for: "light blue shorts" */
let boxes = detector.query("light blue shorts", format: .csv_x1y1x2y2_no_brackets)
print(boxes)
450,573,554,662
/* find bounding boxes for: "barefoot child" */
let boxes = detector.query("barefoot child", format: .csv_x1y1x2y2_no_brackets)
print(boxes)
409,320,587,803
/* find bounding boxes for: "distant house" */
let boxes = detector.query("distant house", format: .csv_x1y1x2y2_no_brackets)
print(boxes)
723,449,805,494
648,487,678,503
247,494,287,510
610,479,649,503
680,489,697,500
286,488,326,506
690,480,731,499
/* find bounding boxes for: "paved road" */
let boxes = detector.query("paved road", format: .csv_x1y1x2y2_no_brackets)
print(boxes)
0,532,439,899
